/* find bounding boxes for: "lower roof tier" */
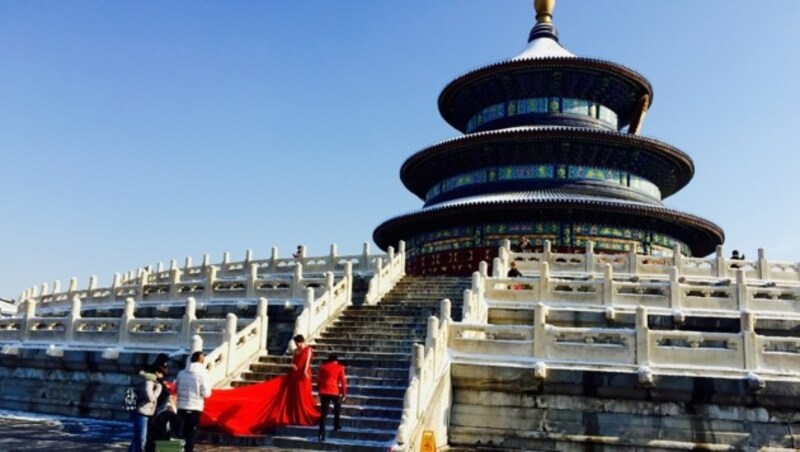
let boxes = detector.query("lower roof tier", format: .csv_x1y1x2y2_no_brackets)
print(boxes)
373,190,724,257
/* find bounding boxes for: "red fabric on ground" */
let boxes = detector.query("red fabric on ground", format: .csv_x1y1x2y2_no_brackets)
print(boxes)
200,346,320,435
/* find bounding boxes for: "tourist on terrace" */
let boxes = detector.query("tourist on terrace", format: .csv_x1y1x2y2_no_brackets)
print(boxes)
514,236,533,253
507,262,523,278
317,354,347,441
292,245,304,261
129,366,164,452
731,250,745,260
175,351,211,452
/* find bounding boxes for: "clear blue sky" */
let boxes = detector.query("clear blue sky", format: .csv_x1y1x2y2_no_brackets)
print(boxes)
2,1,799,299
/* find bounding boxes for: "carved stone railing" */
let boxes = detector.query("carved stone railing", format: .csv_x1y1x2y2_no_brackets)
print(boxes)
494,240,800,283
0,296,251,353
449,305,800,381
19,243,386,313
480,261,800,318
365,242,406,305
393,298,451,451
292,263,353,341
189,297,269,387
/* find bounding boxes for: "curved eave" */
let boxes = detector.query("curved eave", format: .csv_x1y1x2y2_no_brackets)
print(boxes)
438,56,653,133
400,126,694,199
373,193,724,257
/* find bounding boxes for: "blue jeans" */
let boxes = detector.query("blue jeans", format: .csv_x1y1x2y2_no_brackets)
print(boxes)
129,412,148,452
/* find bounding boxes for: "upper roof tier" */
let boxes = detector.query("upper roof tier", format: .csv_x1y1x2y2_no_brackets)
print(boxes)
438,3,652,134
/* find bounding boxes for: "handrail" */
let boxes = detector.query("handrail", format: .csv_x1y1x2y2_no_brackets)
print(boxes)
292,263,353,342
364,242,406,305
393,298,451,451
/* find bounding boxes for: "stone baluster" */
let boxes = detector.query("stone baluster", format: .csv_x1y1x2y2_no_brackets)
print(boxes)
270,247,279,273
478,261,488,278
291,264,304,299
111,273,121,302
440,298,451,323
169,259,178,271
247,263,259,298
602,264,613,306
492,257,502,278
757,248,769,281
715,245,725,278
68,277,78,300
628,247,638,274
202,254,210,269
538,262,550,301
191,334,203,354
533,302,547,359
156,261,164,273
498,247,509,275
501,239,511,253
635,305,650,366
257,297,269,353
737,268,749,311
669,266,681,310
39,283,48,302
137,270,149,302
304,288,314,338
204,266,217,300
52,280,61,296
361,242,371,271
425,316,439,375
184,256,193,271
224,313,237,375
66,295,82,343
244,249,253,269
344,261,353,303
672,243,683,275
543,240,552,265
169,268,182,299
182,297,197,348
329,244,338,271
222,251,230,271
374,257,383,293
21,298,37,342
118,297,136,346
398,240,406,270
462,289,473,322
585,241,595,273
741,311,757,371
325,272,335,318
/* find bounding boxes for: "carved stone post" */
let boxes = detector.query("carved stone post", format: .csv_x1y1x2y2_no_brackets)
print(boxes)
169,268,182,300
398,240,406,271
741,311,757,371
737,269,749,311
533,302,547,359
245,249,253,268
374,258,383,293
118,297,136,346
543,240,552,264
66,295,81,343
247,263,259,298
440,298,452,323
21,298,37,342
757,248,769,281
463,289,473,322
585,241,594,273
270,247,279,273
478,261,488,278
635,305,650,366
361,242,371,272
669,266,681,310
257,297,269,353
224,313,237,375
204,266,217,300
329,244,338,272
182,297,197,348
492,257,502,278
304,288,314,338
602,264,613,306
538,262,550,302
715,245,725,278
137,270,149,302
291,264,304,299
344,262,354,304
628,247,638,274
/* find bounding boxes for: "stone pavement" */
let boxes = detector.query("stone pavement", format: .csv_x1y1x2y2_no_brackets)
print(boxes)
0,411,273,451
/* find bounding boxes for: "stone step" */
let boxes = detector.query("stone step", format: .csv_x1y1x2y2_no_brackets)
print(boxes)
313,337,417,347
242,367,409,381
199,430,392,452
230,379,407,399
318,331,425,341
276,424,396,443
312,344,414,354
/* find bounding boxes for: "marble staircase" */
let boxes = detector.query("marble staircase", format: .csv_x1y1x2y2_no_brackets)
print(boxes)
200,275,469,451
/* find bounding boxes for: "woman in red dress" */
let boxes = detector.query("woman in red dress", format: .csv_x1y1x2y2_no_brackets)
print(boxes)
200,334,320,435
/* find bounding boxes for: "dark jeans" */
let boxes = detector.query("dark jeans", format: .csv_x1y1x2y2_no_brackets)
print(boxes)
177,409,201,452
319,395,341,433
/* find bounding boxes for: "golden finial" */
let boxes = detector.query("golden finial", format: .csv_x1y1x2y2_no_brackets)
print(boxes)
534,0,555,24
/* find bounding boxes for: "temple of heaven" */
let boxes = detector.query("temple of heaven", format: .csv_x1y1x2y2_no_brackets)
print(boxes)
373,0,724,276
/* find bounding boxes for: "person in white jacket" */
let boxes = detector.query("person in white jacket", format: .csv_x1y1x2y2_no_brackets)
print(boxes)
175,351,212,452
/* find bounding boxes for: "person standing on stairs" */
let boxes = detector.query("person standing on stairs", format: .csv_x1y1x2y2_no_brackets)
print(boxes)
317,354,347,441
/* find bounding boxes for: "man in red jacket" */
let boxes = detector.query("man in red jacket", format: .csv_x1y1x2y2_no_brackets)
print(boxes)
317,354,347,441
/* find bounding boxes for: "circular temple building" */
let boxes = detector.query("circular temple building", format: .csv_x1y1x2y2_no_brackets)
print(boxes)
374,0,724,276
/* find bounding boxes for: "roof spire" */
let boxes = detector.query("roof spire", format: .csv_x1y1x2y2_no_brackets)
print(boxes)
529,0,559,43
535,0,555,24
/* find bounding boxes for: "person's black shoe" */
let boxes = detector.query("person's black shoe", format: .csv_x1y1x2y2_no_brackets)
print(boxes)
318,431,325,442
